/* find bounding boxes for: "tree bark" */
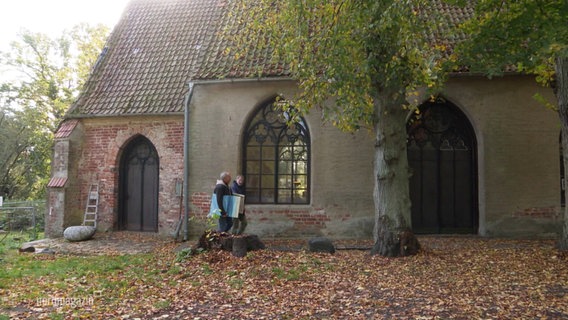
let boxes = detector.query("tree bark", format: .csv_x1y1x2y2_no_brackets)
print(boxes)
557,55,568,251
371,94,420,257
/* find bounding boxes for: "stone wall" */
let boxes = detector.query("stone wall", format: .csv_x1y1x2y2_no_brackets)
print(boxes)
185,80,375,239
184,76,561,239
443,75,561,237
47,75,561,239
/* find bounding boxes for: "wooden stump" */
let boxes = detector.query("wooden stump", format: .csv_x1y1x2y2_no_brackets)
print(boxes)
195,231,265,258
371,227,421,257
232,236,248,257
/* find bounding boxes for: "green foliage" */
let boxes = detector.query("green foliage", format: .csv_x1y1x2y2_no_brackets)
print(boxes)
174,246,205,262
225,0,453,131
205,217,218,231
0,111,49,199
0,24,109,200
453,0,568,85
175,247,193,262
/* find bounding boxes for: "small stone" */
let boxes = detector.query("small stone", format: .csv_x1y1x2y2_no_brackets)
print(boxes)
308,237,335,254
245,234,266,251
64,226,96,242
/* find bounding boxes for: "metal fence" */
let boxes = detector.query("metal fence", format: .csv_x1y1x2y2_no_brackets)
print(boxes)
0,200,45,241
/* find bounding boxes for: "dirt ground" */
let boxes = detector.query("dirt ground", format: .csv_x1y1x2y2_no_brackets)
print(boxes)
21,231,172,255
21,231,374,255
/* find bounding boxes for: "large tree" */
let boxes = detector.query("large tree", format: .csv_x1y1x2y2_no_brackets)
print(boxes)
451,0,568,249
226,0,458,256
0,23,109,199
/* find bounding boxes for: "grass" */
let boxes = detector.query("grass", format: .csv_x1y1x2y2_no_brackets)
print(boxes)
0,232,32,255
0,233,158,311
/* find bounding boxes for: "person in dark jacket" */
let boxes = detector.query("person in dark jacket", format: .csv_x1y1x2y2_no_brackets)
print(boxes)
214,171,233,232
230,175,248,235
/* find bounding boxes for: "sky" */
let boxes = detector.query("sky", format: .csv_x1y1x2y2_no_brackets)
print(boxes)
0,0,131,51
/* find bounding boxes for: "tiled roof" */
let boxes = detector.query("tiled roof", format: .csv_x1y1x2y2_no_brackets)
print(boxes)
428,0,475,60
194,1,289,80
47,177,67,188
54,119,79,138
68,0,223,116
67,0,472,117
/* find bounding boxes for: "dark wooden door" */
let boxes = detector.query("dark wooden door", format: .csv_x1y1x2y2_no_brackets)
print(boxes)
407,98,478,234
119,136,159,232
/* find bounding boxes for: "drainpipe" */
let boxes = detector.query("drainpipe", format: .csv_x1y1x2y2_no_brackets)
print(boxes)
183,82,195,241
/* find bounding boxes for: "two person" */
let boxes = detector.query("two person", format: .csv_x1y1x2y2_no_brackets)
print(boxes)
213,171,234,232
213,171,247,234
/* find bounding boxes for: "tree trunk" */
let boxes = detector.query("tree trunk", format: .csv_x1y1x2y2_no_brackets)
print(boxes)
370,95,420,257
557,55,568,251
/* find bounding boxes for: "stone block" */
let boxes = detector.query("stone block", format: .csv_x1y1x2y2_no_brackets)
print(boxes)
63,226,96,242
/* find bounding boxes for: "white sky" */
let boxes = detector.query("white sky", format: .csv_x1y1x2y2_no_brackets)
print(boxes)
0,0,130,51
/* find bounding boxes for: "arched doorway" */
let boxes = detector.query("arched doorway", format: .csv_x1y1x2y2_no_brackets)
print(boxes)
119,136,159,232
407,97,478,234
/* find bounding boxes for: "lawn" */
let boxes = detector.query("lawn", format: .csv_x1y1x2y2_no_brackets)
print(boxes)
1,234,567,319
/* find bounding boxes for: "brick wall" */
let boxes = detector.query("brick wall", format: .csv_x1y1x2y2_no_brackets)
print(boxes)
512,206,561,219
75,116,185,235
190,192,210,218
189,189,347,238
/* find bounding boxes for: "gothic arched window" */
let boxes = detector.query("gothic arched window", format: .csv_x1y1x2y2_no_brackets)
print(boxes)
244,99,310,204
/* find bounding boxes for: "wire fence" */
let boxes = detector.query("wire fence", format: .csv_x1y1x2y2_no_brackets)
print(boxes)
0,199,45,241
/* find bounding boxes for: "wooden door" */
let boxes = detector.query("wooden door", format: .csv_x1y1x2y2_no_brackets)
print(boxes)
407,98,478,234
119,136,159,232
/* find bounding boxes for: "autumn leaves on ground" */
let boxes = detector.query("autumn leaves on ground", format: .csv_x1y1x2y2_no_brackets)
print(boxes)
1,235,567,319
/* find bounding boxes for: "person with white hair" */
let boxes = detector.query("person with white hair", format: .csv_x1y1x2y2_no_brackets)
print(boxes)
214,171,233,232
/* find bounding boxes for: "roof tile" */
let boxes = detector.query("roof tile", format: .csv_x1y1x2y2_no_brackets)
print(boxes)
54,119,79,138
68,0,472,117
47,177,68,188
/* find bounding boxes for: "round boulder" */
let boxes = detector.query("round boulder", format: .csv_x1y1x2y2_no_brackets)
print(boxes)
64,226,96,242
308,237,336,254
